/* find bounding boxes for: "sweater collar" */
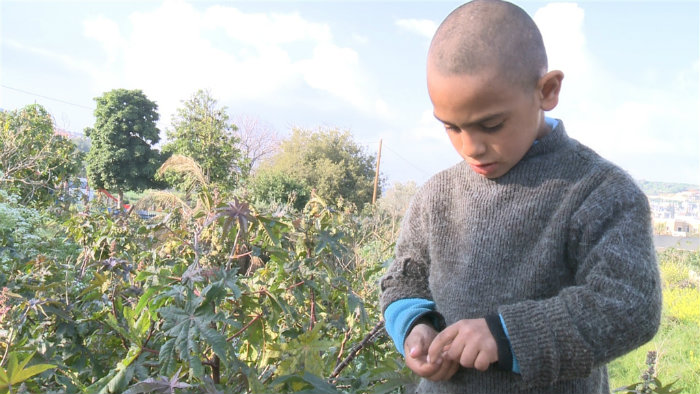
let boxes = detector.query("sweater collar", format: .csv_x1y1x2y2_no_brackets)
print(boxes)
521,118,569,161
459,118,571,185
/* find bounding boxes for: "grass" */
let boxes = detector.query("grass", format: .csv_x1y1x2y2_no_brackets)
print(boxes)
608,249,700,393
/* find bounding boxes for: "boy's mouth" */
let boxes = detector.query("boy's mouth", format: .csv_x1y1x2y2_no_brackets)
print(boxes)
469,162,498,175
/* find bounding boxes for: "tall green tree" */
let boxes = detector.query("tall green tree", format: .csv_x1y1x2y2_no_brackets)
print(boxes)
0,104,82,205
262,128,381,209
85,89,162,208
163,90,241,189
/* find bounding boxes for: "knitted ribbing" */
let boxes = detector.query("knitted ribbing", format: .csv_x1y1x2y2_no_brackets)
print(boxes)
380,121,662,394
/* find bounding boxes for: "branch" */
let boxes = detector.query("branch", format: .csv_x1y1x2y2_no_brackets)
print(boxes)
227,314,262,342
309,286,316,331
329,320,385,379
335,328,352,368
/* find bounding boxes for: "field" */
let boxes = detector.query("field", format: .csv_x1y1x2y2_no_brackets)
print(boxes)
608,249,700,393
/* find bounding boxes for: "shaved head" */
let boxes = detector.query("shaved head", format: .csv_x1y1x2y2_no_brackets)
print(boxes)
428,0,547,90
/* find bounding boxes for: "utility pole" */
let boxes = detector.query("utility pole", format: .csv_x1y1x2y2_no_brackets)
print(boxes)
372,139,382,204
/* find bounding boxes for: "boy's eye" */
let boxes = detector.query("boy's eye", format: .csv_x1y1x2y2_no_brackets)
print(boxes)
480,122,503,132
444,124,460,133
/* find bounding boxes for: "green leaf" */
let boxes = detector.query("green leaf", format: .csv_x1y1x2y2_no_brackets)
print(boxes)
0,352,56,388
300,372,341,394
159,338,178,376
6,353,18,379
158,289,228,378
0,366,9,386
9,363,56,385
258,216,282,247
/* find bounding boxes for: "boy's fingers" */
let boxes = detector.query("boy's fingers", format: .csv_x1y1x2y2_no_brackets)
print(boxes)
459,344,480,369
427,359,460,381
409,345,424,358
473,351,494,372
428,327,456,363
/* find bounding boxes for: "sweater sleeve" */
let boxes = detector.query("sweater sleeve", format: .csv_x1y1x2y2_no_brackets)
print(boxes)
498,169,662,389
380,187,434,314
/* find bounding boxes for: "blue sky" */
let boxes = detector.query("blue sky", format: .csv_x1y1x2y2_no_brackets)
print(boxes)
1,1,698,186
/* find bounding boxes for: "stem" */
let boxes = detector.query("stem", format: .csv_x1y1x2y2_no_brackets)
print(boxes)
329,320,385,379
110,286,130,351
334,329,352,368
309,287,316,331
212,354,220,384
227,314,262,342
307,272,317,331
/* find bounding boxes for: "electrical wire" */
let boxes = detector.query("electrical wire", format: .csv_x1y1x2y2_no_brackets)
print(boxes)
1,84,94,111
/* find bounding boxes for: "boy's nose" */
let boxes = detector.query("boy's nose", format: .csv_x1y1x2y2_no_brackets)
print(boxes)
459,131,487,158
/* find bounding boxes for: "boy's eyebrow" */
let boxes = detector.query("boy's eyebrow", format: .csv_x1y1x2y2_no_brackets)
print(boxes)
433,112,506,128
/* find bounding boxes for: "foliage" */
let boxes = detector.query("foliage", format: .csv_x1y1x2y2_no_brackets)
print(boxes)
637,181,699,196
0,352,56,394
614,351,681,394
233,116,279,179
248,169,310,211
162,90,242,190
610,249,700,394
0,104,82,205
0,190,43,268
262,128,381,210
85,89,163,204
376,181,417,219
0,152,409,393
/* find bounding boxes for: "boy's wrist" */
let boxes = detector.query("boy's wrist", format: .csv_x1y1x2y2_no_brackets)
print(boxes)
484,314,514,372
409,310,447,334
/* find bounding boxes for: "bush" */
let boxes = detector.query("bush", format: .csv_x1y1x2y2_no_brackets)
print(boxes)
248,169,310,211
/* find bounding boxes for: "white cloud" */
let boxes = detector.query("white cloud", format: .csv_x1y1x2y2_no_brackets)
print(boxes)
79,0,387,128
395,18,437,39
534,2,698,182
83,16,124,63
5,39,102,81
407,108,443,142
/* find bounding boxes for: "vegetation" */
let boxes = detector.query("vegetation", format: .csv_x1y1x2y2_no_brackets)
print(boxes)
1,99,697,393
0,104,82,206
85,89,163,208
637,180,699,196
609,249,700,394
163,90,242,190
260,128,381,210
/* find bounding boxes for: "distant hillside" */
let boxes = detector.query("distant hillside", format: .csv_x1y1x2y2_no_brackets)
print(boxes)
637,180,699,195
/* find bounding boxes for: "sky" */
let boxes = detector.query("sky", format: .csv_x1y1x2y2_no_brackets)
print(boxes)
1,0,699,187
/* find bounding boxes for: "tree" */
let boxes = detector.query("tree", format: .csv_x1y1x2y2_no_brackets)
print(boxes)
163,90,241,189
377,181,418,219
85,89,162,208
233,115,279,179
263,128,381,209
0,104,82,205
249,168,310,211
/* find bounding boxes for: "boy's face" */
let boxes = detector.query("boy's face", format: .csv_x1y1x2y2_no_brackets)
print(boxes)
427,67,550,179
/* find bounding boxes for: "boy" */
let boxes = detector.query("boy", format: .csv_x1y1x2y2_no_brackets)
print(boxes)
379,1,662,393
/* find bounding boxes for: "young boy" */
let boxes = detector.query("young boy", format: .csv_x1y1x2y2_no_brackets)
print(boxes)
379,1,662,393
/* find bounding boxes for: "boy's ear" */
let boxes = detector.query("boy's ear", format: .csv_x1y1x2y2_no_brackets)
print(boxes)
537,70,564,111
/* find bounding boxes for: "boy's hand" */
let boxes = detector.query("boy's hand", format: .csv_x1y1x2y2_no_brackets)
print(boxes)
404,323,460,381
428,318,498,371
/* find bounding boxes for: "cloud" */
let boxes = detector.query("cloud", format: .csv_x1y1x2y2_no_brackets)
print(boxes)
410,108,443,142
4,38,108,84
79,0,387,128
533,3,698,182
83,16,124,63
395,18,437,39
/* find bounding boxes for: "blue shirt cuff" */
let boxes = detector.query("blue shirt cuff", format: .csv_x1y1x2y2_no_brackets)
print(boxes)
499,314,520,373
384,298,438,356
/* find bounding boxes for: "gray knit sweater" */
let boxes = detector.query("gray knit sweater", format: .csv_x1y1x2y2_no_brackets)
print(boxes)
380,121,662,394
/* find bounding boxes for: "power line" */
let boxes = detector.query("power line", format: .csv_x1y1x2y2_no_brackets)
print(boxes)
1,84,94,111
382,144,432,177
357,139,432,177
